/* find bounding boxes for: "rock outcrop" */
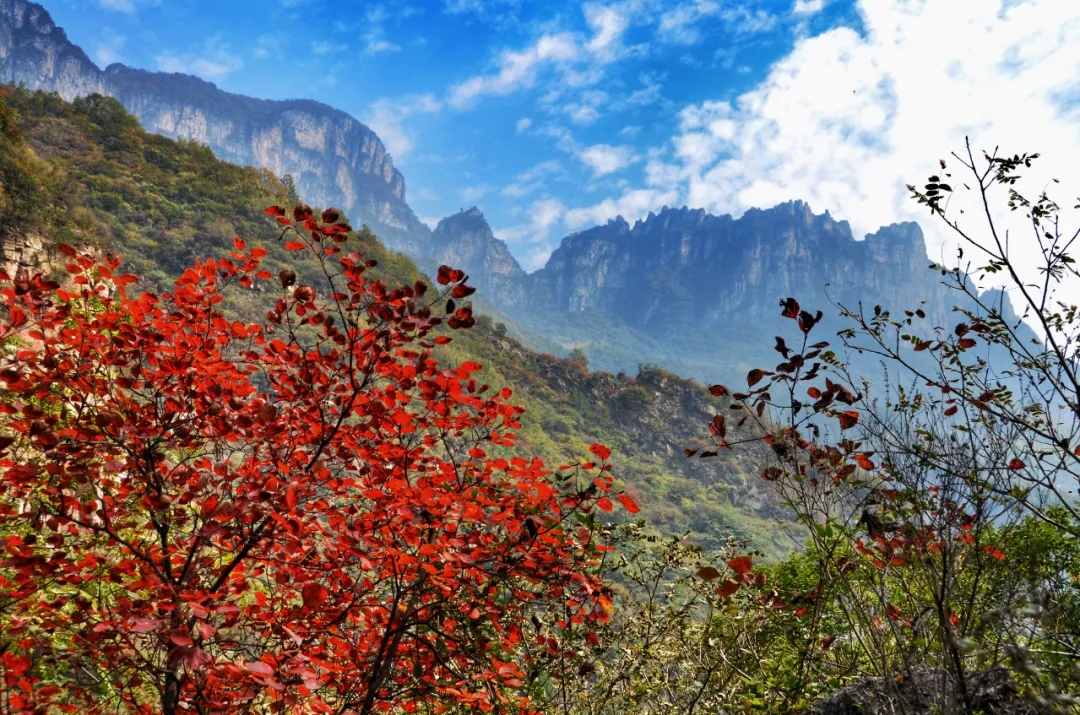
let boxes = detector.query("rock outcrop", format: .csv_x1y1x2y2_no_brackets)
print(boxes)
427,207,526,306
810,667,1053,715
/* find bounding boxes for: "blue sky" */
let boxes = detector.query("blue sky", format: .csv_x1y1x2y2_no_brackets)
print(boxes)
47,0,1080,272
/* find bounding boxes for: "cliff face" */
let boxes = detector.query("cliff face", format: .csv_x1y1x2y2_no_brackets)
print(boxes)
427,208,527,306
426,202,1028,384
529,202,944,331
0,0,107,98
0,0,430,253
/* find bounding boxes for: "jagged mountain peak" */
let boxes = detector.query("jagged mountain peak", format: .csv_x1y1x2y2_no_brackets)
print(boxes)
434,206,492,235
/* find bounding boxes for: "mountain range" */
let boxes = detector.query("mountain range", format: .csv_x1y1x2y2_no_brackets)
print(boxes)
1,0,1017,387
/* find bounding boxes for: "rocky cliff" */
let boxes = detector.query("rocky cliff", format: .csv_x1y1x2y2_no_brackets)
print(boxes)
0,0,430,253
427,207,527,306
529,201,943,330
428,202,1027,384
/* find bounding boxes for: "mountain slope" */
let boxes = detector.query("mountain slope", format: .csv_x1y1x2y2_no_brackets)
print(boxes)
0,0,430,254
0,85,800,555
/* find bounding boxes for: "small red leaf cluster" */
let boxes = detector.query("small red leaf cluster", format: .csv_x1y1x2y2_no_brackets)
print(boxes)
0,207,628,714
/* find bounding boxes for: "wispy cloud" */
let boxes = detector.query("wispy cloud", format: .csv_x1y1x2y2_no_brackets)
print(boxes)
449,33,579,107
461,185,490,202
311,41,348,55
94,30,126,66
363,93,443,157
155,36,244,81
793,0,826,16
503,160,562,198
578,144,639,176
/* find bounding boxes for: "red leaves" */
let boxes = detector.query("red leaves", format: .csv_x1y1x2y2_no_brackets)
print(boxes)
958,337,977,349
0,211,615,714
727,555,753,575
283,241,306,251
836,410,860,430
1007,458,1025,471
697,566,721,580
709,415,726,438
708,384,728,397
780,297,800,319
747,368,770,387
715,580,741,597
264,205,286,217
616,493,640,513
589,443,611,460
128,618,159,633
301,583,329,609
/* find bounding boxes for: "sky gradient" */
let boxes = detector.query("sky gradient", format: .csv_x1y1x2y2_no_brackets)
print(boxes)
45,0,1080,273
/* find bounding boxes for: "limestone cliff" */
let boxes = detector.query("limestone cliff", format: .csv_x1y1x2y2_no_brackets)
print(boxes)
427,207,526,306
0,0,430,253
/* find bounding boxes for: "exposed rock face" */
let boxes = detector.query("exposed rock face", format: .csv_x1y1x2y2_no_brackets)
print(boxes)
426,201,1029,383
810,667,1052,715
528,202,946,331
0,0,430,253
428,208,526,306
0,0,107,99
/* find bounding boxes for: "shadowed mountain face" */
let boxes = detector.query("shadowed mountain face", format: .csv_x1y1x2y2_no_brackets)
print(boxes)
0,0,430,253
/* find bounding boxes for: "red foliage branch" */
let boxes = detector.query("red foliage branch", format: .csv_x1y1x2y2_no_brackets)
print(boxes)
0,205,630,714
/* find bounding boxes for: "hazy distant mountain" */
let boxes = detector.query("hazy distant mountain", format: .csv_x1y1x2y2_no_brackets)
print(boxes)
424,202,1031,384
0,0,430,253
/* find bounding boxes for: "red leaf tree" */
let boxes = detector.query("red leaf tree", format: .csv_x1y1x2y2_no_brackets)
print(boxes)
0,206,622,714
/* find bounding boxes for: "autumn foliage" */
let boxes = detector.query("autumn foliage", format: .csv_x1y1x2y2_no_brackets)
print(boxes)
0,205,630,713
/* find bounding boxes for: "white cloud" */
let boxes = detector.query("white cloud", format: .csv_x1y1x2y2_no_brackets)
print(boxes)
793,0,825,15
94,31,126,67
99,0,134,12
363,94,442,158
658,0,778,44
462,185,490,202
354,5,403,56
154,37,243,81
515,117,532,132
571,0,1080,297
191,56,243,80
311,41,348,55
566,104,601,124
578,143,639,176
443,0,520,15
252,34,283,59
156,55,187,74
585,3,630,60
449,33,579,107
503,160,562,198
564,187,679,229
365,39,401,55
491,196,570,269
